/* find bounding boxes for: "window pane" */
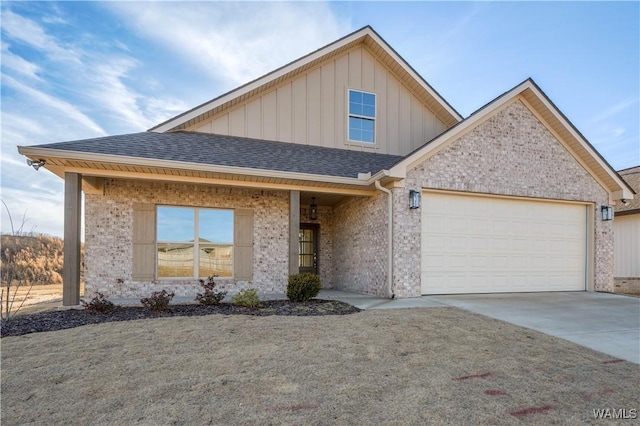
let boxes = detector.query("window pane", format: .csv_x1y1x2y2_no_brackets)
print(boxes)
362,105,375,118
361,119,374,132
361,130,374,143
299,254,314,268
349,90,362,104
199,209,234,243
363,92,375,106
349,128,362,141
349,102,363,115
199,245,233,277
157,207,194,242
157,243,194,277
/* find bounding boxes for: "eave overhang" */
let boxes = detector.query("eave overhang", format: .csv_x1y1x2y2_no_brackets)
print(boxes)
17,146,400,196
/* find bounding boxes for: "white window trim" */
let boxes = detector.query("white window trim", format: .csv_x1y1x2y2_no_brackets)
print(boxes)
346,88,377,146
156,206,234,280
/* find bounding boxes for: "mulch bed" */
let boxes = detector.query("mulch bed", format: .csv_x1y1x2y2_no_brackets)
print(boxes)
1,299,360,338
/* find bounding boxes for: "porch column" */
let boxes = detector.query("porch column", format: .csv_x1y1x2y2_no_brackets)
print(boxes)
63,172,82,306
289,191,300,275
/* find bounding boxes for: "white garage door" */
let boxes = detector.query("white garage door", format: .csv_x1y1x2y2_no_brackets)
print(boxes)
421,192,587,294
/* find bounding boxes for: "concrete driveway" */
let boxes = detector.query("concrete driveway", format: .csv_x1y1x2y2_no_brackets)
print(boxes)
429,292,640,364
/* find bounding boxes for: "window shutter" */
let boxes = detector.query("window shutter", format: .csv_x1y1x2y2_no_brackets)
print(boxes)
234,208,254,281
132,203,156,281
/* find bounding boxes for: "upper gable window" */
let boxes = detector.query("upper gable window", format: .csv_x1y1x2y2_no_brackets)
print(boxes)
348,90,376,144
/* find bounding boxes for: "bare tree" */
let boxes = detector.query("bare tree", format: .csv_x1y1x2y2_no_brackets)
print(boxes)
1,200,44,320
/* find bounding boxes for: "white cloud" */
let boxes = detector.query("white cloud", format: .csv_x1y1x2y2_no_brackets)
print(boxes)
2,73,107,136
1,9,81,64
105,1,351,87
591,98,638,123
0,44,43,81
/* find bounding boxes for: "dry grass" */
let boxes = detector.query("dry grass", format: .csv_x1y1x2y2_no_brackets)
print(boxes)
2,308,638,425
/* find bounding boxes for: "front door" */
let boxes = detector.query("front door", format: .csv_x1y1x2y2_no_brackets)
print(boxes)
299,224,319,275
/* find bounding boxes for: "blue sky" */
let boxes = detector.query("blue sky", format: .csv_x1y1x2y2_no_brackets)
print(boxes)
1,1,638,237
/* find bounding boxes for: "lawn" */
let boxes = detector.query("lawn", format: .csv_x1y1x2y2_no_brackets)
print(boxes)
2,308,638,424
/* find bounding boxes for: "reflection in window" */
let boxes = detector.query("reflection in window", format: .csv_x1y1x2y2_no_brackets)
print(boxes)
157,206,234,278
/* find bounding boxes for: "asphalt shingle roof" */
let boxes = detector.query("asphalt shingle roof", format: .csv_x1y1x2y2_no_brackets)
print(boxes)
34,131,403,179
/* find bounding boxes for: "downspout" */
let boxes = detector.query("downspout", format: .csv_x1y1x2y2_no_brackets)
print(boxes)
374,178,395,299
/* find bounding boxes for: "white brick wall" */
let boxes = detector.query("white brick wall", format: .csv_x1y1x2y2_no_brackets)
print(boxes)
395,100,613,297
85,180,289,298
84,100,615,299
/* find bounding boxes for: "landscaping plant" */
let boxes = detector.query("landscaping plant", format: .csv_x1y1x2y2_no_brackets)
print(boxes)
231,289,261,308
195,276,227,305
287,273,321,302
81,292,116,313
141,290,175,312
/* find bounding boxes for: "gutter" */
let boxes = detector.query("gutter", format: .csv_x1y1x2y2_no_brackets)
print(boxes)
373,171,395,299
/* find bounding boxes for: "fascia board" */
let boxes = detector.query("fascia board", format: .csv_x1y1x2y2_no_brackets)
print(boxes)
151,26,462,133
17,146,373,187
389,79,634,201
524,82,635,200
365,30,462,122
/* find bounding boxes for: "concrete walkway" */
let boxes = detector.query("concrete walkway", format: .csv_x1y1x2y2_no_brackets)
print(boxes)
428,292,640,364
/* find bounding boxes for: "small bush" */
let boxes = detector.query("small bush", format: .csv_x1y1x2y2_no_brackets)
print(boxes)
141,290,175,312
287,273,321,302
195,276,227,305
231,289,261,308
81,292,116,314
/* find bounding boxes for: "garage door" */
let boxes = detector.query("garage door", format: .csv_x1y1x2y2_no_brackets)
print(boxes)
421,191,587,294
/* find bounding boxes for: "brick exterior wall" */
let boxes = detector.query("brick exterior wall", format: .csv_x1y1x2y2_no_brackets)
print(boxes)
613,278,640,295
394,100,613,297
84,99,615,299
85,179,290,298
332,194,389,296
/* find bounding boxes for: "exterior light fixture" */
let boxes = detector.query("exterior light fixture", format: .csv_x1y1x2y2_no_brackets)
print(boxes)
409,190,421,209
310,197,318,220
601,205,613,221
26,158,46,171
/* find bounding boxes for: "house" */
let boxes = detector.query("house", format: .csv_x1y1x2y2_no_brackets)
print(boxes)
18,26,634,305
613,166,640,294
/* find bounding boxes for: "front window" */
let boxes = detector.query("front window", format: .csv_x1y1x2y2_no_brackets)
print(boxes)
348,89,376,143
156,206,234,278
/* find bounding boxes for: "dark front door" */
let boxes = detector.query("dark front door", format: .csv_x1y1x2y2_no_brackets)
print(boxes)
299,224,319,275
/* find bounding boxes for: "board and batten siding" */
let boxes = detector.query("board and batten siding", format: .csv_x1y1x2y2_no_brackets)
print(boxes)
191,46,447,156
614,214,640,278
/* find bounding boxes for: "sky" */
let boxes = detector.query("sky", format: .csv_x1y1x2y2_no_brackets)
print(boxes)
1,1,639,237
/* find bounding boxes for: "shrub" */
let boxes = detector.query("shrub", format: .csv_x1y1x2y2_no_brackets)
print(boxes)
195,276,227,305
81,292,116,313
141,290,175,312
287,273,321,302
231,289,261,308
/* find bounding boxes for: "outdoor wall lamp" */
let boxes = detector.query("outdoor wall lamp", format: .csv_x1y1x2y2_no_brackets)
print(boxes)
409,190,421,209
27,158,46,171
601,205,613,221
309,197,318,220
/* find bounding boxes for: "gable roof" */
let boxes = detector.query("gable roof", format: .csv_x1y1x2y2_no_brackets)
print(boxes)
615,166,640,213
389,78,635,202
20,131,402,180
149,26,462,133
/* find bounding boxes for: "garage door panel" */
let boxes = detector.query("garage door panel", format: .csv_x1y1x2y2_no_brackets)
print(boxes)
422,192,587,294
